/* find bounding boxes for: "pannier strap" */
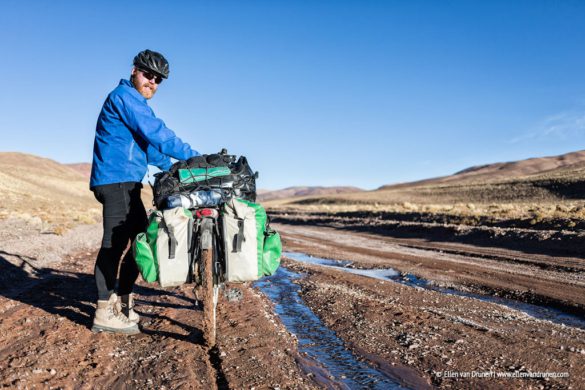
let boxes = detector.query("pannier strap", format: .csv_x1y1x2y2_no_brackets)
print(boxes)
167,225,178,259
233,219,245,253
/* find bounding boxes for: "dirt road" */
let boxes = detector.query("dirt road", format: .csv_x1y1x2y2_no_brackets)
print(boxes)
0,220,316,389
277,223,585,313
2,214,584,389
275,221,585,389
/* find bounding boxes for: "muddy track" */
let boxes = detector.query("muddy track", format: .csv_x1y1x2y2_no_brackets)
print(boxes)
269,209,585,259
266,215,585,389
284,258,585,389
2,214,584,389
372,239,585,274
275,222,585,317
271,217,585,388
0,249,317,389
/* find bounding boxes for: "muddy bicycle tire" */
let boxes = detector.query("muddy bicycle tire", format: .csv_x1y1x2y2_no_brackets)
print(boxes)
198,215,218,348
200,247,215,347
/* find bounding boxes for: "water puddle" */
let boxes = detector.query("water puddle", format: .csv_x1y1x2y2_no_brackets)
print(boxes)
255,267,411,389
284,252,585,331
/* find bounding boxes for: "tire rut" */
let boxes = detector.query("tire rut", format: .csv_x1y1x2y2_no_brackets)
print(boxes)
279,224,585,314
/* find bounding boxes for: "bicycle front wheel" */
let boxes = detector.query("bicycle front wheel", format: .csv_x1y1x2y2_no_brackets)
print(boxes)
201,247,216,347
199,218,217,347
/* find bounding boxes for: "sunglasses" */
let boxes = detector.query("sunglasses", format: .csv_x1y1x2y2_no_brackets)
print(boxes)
139,69,163,84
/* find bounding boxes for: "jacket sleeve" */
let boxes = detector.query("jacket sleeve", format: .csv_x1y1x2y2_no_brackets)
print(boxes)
146,144,173,171
113,92,200,161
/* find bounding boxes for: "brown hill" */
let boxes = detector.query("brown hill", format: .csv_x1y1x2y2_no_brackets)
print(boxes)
0,152,99,229
380,150,585,190
66,163,92,178
257,186,363,202
284,150,585,206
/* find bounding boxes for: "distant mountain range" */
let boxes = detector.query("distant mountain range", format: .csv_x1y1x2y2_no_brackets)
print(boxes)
311,150,585,205
2,150,585,211
379,150,585,190
257,186,364,202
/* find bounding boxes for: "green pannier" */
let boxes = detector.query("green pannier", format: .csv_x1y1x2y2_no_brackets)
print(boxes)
134,198,281,285
222,198,282,282
133,232,158,283
132,210,162,283
133,208,193,287
262,225,282,276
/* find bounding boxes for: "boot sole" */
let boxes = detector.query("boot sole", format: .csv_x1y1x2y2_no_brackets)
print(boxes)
91,324,140,335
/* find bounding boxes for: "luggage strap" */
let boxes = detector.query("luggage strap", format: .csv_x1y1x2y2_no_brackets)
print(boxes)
234,219,245,252
167,225,178,259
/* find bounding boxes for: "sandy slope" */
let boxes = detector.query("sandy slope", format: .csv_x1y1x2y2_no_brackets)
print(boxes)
0,153,100,229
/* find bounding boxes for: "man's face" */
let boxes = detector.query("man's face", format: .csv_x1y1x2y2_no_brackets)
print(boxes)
131,67,161,99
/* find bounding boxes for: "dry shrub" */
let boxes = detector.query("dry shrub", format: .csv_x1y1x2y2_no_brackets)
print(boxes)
272,197,585,227
423,204,444,213
73,213,98,225
401,202,417,211
52,224,69,236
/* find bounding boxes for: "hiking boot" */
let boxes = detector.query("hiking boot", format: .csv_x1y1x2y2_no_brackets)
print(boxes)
118,293,140,324
91,293,140,335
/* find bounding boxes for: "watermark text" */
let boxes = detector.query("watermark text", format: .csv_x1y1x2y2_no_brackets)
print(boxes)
434,371,569,379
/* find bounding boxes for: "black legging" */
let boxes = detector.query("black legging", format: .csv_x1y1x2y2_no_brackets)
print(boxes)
92,182,148,300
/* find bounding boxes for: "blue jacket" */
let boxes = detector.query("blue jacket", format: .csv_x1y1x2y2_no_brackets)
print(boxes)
90,79,199,188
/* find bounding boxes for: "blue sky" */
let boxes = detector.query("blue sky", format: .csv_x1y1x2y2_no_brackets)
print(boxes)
1,1,584,190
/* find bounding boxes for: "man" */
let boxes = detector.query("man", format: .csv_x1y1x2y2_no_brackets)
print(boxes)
89,50,200,334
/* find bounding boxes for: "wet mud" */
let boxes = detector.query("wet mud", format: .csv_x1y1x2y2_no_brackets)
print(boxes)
284,252,585,330
276,222,585,389
0,249,317,389
255,267,429,389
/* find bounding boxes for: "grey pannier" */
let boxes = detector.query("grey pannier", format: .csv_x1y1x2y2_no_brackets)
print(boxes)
221,198,281,282
156,208,193,287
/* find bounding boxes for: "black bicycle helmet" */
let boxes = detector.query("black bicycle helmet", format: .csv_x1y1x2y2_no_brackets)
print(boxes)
133,49,170,79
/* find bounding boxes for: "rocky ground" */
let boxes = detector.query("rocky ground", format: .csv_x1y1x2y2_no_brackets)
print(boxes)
0,218,316,389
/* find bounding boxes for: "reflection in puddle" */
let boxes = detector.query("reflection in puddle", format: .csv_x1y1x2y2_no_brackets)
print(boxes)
255,267,408,389
283,252,400,280
284,252,585,330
